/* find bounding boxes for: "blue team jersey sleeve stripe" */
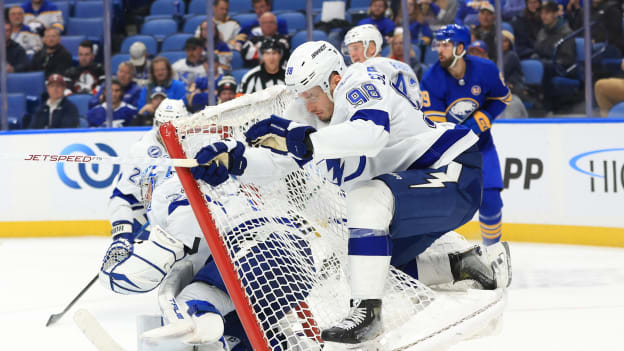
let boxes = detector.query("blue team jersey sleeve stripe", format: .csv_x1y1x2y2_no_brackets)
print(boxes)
168,199,190,215
110,188,140,205
411,126,471,168
349,109,390,132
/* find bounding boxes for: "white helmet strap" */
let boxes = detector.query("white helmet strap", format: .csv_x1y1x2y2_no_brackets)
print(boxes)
450,44,466,69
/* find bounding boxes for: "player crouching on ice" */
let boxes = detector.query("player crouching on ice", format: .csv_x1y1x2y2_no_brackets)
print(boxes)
189,41,512,346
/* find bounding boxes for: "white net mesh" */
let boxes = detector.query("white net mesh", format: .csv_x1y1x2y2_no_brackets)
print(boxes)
167,86,439,350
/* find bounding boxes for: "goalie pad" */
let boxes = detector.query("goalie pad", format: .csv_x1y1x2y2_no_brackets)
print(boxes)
99,225,186,294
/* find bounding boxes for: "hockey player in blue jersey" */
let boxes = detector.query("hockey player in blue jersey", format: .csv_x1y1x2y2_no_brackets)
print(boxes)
420,24,511,246
189,41,511,345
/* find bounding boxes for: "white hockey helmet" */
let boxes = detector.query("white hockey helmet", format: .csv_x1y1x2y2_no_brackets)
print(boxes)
154,98,189,127
285,41,346,96
99,225,186,294
342,24,383,59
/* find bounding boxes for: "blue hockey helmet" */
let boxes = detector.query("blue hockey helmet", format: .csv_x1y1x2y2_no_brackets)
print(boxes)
434,24,472,48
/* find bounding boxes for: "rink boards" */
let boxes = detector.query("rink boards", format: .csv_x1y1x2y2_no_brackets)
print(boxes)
0,120,622,246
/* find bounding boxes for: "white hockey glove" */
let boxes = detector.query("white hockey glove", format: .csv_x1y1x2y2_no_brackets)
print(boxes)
245,115,316,161
110,221,133,241
99,225,186,294
141,309,225,346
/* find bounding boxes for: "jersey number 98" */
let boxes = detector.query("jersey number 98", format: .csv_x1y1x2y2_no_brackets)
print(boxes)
347,83,382,106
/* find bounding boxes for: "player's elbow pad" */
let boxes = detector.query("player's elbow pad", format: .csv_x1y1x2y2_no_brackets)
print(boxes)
462,111,492,135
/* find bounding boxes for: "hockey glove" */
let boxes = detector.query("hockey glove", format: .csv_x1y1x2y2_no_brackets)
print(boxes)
462,110,492,136
245,114,316,161
191,140,247,186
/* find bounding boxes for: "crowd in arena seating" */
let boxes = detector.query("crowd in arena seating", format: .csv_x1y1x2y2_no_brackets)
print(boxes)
4,0,624,129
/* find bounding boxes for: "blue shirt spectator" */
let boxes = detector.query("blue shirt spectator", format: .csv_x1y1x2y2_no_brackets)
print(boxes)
455,0,495,26
136,56,186,110
88,79,138,127
89,62,142,109
358,0,396,37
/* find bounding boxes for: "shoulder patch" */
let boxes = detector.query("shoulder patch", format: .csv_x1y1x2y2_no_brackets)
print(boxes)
148,145,163,158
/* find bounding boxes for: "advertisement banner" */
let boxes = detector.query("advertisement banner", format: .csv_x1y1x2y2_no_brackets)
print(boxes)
493,122,624,228
0,128,149,235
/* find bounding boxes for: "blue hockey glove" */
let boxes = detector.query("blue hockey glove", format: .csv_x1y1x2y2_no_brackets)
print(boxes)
191,140,247,186
245,115,316,160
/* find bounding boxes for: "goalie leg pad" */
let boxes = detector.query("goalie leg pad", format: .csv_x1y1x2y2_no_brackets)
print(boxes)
99,225,186,294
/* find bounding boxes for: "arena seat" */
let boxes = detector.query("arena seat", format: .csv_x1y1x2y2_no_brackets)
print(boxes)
520,60,544,86
290,30,328,51
159,51,186,65
66,18,103,41
231,68,249,84
67,94,92,119
111,53,130,74
162,33,193,52
231,50,244,69
74,1,103,18
607,102,624,118
61,35,87,63
278,12,306,35
140,18,178,41
7,71,45,99
183,15,205,34
150,0,185,15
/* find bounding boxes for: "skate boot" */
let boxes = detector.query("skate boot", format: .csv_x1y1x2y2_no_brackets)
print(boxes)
449,245,497,290
321,299,383,344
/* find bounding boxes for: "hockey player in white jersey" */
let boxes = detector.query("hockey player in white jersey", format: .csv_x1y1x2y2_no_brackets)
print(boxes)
107,99,189,242
189,41,511,345
342,24,383,63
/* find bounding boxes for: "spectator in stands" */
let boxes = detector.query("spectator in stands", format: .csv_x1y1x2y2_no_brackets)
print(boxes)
394,0,433,45
135,86,167,126
8,5,42,56
512,0,542,59
89,62,142,109
471,2,497,61
466,40,528,118
595,59,624,117
213,0,241,50
405,0,458,30
30,74,79,129
500,30,527,102
502,0,525,20
533,1,575,112
64,40,104,95
136,56,186,111
358,0,396,38
455,0,494,26
5,23,28,73
236,0,288,43
87,79,138,127
29,27,72,78
188,74,237,111
173,37,208,91
387,30,422,78
566,0,624,56
238,37,285,95
21,0,64,34
240,12,289,68
196,20,233,74
129,42,150,88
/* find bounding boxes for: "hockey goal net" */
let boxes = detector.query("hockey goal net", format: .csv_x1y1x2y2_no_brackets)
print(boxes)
160,86,505,351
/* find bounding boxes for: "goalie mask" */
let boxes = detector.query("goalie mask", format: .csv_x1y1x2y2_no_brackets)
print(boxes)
285,41,346,98
154,98,189,127
139,164,175,211
99,225,186,294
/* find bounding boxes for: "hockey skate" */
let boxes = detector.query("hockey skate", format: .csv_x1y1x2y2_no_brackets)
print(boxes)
449,245,498,290
321,299,383,345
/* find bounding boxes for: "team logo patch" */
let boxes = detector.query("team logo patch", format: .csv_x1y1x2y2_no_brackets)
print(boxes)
448,99,478,122
148,145,162,158
287,67,293,75
471,85,482,96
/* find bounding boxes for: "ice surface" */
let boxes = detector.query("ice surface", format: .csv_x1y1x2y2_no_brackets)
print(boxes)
1,237,623,351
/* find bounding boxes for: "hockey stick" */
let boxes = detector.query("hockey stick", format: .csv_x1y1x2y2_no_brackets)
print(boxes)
2,153,199,167
46,275,98,327
74,308,126,351
1,152,230,168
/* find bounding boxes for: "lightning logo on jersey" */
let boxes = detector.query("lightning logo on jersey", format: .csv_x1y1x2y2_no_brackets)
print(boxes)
409,162,462,188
